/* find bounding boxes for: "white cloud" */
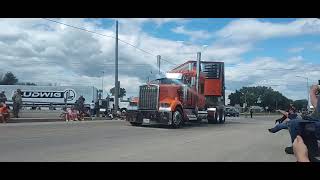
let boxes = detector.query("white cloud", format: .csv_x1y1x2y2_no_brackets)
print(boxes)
225,56,320,100
288,47,304,53
172,26,211,42
216,18,320,43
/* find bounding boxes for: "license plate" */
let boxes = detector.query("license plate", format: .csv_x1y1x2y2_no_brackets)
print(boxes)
143,118,150,124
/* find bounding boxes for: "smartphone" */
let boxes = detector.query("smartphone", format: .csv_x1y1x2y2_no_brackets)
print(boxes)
317,80,320,95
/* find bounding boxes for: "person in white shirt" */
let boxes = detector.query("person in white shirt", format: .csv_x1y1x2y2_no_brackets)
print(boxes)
90,101,95,118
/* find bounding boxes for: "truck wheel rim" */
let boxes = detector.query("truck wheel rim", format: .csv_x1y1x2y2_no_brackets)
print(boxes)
173,112,182,125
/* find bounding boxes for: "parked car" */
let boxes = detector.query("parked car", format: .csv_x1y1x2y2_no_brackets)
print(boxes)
225,107,239,117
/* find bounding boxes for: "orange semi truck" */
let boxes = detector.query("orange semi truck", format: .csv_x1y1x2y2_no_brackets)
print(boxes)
126,58,225,128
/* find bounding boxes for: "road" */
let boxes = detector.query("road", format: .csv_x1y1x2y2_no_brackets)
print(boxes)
0,115,296,162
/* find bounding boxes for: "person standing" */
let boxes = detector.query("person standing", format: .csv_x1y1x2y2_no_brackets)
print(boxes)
0,91,7,104
12,89,22,118
90,100,95,118
250,108,253,118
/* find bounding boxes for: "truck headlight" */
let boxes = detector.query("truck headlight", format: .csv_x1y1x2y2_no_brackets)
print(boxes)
159,103,171,111
207,107,217,111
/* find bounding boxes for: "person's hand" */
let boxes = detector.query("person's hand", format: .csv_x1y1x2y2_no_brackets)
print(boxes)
293,135,310,162
310,85,319,95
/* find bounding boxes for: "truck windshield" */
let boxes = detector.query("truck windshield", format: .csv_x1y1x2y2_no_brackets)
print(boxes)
157,78,182,85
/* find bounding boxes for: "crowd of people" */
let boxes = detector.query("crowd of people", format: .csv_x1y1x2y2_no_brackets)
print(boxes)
268,84,320,162
0,89,24,123
63,95,97,121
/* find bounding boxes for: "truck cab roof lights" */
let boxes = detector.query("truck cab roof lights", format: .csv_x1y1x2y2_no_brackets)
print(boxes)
165,73,183,79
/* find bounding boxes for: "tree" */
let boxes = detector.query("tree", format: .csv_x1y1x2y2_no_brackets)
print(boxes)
109,87,126,98
15,82,37,86
228,86,293,111
293,99,308,111
0,72,18,85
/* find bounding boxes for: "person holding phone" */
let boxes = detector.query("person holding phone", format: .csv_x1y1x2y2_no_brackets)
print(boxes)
285,84,320,155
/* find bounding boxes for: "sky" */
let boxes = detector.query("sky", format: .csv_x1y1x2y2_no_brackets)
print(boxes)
0,18,319,105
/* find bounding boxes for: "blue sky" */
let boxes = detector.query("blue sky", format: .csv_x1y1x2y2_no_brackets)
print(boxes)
98,18,319,64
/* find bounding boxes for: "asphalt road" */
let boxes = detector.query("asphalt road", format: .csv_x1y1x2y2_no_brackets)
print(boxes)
0,115,296,162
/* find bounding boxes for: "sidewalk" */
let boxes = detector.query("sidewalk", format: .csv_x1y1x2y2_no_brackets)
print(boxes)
8,117,115,123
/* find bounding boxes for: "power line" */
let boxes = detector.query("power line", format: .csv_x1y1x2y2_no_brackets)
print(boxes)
42,18,177,66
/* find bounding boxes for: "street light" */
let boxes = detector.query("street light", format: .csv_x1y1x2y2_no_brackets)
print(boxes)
296,75,309,111
101,71,104,99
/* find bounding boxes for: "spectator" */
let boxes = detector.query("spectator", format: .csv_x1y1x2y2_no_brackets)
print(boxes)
31,103,36,110
268,108,297,133
293,135,310,162
0,91,7,104
274,104,296,124
66,106,78,121
49,103,54,110
90,100,95,118
77,96,85,114
12,89,22,118
0,102,10,123
285,85,320,155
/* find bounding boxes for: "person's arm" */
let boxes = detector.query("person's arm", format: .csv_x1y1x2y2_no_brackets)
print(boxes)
277,110,288,117
310,85,318,110
293,135,310,162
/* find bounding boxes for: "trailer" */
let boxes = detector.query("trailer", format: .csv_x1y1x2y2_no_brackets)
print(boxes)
0,85,99,110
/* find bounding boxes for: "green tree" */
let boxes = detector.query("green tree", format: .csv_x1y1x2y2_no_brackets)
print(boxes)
109,87,126,98
293,99,308,111
0,72,18,85
228,86,293,111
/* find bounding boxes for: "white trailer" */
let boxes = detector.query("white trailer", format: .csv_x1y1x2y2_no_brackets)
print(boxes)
0,85,98,109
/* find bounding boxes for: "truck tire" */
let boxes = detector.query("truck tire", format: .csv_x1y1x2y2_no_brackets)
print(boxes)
208,111,218,124
130,113,143,126
130,122,142,126
196,116,202,123
171,109,183,128
219,109,225,124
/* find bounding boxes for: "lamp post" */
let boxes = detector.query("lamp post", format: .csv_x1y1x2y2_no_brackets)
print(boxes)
101,71,104,99
241,92,247,112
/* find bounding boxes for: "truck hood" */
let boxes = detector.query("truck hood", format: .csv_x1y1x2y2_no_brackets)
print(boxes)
158,84,181,103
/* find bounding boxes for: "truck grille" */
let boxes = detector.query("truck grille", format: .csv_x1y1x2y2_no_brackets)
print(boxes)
138,85,159,110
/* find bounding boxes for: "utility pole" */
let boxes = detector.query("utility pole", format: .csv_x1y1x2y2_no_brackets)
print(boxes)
196,52,201,95
307,77,309,110
101,71,104,99
114,20,119,113
196,52,201,111
157,55,161,75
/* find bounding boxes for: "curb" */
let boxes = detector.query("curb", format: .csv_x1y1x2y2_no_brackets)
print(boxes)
7,117,118,123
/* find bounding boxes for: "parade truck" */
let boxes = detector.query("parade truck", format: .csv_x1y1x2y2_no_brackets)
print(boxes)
126,58,226,128
0,85,99,110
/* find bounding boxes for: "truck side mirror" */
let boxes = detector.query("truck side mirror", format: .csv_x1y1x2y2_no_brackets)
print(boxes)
191,77,196,86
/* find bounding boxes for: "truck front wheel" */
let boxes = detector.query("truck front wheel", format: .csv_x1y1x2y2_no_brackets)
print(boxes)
130,122,142,126
207,111,218,124
219,109,225,124
171,109,183,128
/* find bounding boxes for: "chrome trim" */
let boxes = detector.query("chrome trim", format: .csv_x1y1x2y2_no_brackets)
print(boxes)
159,107,171,112
138,84,159,110
207,107,217,111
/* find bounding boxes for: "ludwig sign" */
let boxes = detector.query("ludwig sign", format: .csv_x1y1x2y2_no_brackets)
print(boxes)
21,89,76,102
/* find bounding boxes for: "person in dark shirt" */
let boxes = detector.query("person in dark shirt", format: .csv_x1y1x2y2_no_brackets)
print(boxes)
274,104,296,124
268,108,298,133
0,91,7,104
